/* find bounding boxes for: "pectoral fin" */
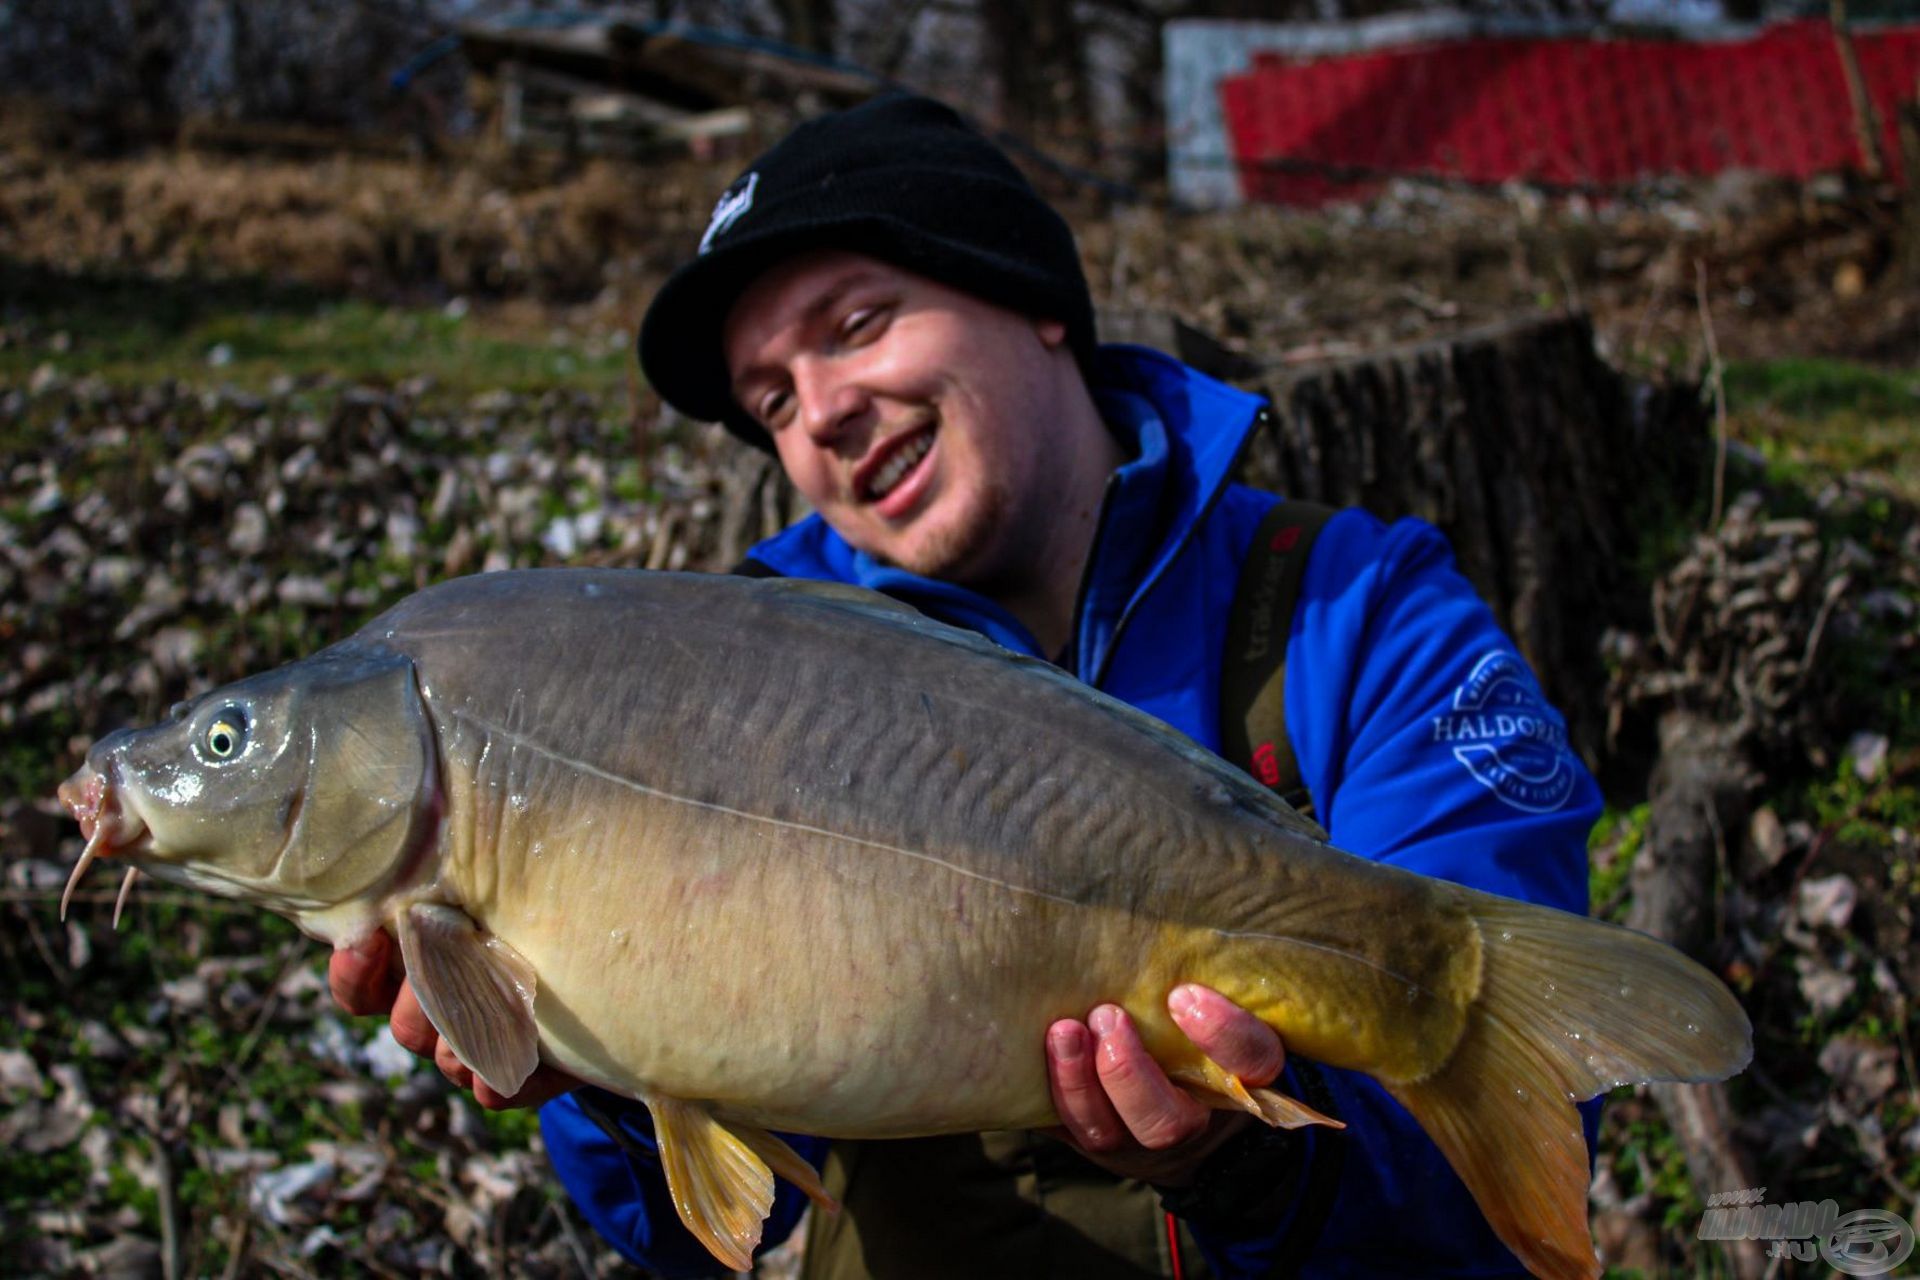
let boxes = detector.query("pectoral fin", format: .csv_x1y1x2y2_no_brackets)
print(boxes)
395,903,540,1098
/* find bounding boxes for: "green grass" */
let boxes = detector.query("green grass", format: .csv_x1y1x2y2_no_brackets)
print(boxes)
0,260,633,404
1725,356,1920,420
1587,803,1648,923
1723,356,1920,504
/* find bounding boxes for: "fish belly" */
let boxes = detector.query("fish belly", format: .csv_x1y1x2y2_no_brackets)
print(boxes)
450,772,1162,1135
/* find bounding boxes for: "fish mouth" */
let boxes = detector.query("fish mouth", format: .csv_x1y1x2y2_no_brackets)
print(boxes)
56,763,152,926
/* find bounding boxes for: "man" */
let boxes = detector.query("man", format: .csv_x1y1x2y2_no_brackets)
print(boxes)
331,94,1600,1277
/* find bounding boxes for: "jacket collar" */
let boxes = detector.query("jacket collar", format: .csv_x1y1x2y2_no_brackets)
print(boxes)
746,345,1268,675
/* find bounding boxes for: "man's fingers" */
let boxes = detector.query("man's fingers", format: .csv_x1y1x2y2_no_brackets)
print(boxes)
474,1064,581,1112
1168,984,1286,1087
391,980,440,1061
1047,1020,1128,1152
433,1035,474,1091
327,932,401,1016
1088,1005,1210,1150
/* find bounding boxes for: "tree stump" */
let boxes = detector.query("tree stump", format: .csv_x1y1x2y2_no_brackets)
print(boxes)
1235,312,1711,768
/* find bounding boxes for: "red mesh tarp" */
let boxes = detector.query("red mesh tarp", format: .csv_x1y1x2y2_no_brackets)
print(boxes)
1219,20,1920,205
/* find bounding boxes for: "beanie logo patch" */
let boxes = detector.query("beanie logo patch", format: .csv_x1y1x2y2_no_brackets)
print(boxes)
699,172,759,255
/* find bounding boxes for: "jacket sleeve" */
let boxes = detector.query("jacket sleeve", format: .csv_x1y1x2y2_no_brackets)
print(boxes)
540,1088,827,1277
1186,509,1603,1278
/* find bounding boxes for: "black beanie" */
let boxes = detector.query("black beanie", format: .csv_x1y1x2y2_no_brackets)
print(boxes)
638,93,1096,450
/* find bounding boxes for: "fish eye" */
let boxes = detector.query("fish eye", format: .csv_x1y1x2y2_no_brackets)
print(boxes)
203,708,250,761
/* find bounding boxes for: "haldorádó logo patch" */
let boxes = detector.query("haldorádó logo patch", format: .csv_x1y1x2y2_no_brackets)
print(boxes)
699,172,759,255
1431,650,1576,813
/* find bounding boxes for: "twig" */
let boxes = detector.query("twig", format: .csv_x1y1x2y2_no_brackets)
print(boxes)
1877,1163,1920,1208
1395,284,1460,321
1694,259,1729,532
1553,254,1583,316
231,937,314,1077
1629,288,1670,368
138,1123,183,1280
351,1245,411,1280
219,1215,251,1280
1831,0,1886,180
22,908,73,990
1794,572,1852,688
1901,1011,1920,1122
550,1195,597,1280
256,1254,324,1280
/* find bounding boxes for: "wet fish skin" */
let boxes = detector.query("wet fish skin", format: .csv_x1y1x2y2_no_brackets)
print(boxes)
58,569,1751,1280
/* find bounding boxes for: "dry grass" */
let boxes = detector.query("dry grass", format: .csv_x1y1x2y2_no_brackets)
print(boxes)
0,146,725,307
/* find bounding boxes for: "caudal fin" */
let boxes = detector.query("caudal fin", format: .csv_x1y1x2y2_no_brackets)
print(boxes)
1385,894,1751,1280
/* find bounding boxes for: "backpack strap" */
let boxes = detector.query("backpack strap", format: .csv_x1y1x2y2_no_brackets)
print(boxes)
1220,500,1337,815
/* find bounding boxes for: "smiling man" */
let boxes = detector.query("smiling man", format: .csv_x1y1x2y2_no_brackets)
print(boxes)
722,248,1122,655
331,93,1601,1278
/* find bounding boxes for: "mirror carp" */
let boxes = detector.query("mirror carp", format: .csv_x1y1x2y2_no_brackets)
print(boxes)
58,569,1751,1279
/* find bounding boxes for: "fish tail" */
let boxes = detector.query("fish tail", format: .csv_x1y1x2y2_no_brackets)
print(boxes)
1382,894,1751,1280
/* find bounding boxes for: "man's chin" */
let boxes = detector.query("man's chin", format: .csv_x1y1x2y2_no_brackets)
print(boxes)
852,485,1007,586
865,523,986,584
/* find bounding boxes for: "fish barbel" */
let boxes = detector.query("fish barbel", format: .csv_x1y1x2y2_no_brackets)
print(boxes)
57,569,1750,1279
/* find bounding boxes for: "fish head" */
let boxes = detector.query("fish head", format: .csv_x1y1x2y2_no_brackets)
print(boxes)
58,646,436,915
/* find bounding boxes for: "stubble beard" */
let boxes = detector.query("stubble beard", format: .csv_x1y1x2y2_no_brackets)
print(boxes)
879,473,1014,589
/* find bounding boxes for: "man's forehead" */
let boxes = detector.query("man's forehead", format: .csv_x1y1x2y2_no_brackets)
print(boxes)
724,251,903,364
739,251,898,322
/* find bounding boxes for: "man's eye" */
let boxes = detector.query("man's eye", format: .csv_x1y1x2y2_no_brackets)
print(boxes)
841,306,888,341
759,388,794,427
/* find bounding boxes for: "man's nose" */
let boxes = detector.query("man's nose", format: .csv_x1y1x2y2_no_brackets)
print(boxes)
793,358,869,445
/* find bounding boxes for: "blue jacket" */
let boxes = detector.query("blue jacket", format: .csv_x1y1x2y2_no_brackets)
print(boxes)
540,346,1602,1277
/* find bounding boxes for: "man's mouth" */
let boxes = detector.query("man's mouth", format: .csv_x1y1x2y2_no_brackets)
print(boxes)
857,424,936,504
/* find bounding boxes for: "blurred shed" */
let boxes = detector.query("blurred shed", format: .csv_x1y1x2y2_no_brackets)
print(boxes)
457,16,878,157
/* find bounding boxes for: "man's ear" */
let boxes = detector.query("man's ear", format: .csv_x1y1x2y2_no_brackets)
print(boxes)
1035,318,1068,349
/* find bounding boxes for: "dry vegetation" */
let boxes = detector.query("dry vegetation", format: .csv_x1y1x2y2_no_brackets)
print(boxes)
3,134,1916,368
2,136,1918,1279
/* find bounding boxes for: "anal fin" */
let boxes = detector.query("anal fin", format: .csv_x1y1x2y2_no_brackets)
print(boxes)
647,1094,777,1272
1170,1054,1345,1131
1246,1083,1343,1130
395,903,540,1098
733,1122,840,1215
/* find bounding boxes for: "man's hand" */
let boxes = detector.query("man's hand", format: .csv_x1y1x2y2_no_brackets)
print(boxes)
327,930,582,1111
1044,984,1284,1187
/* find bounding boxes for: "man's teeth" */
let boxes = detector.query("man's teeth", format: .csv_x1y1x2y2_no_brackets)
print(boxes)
868,432,933,500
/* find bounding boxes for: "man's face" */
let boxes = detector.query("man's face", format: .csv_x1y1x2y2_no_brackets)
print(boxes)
722,250,1077,588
